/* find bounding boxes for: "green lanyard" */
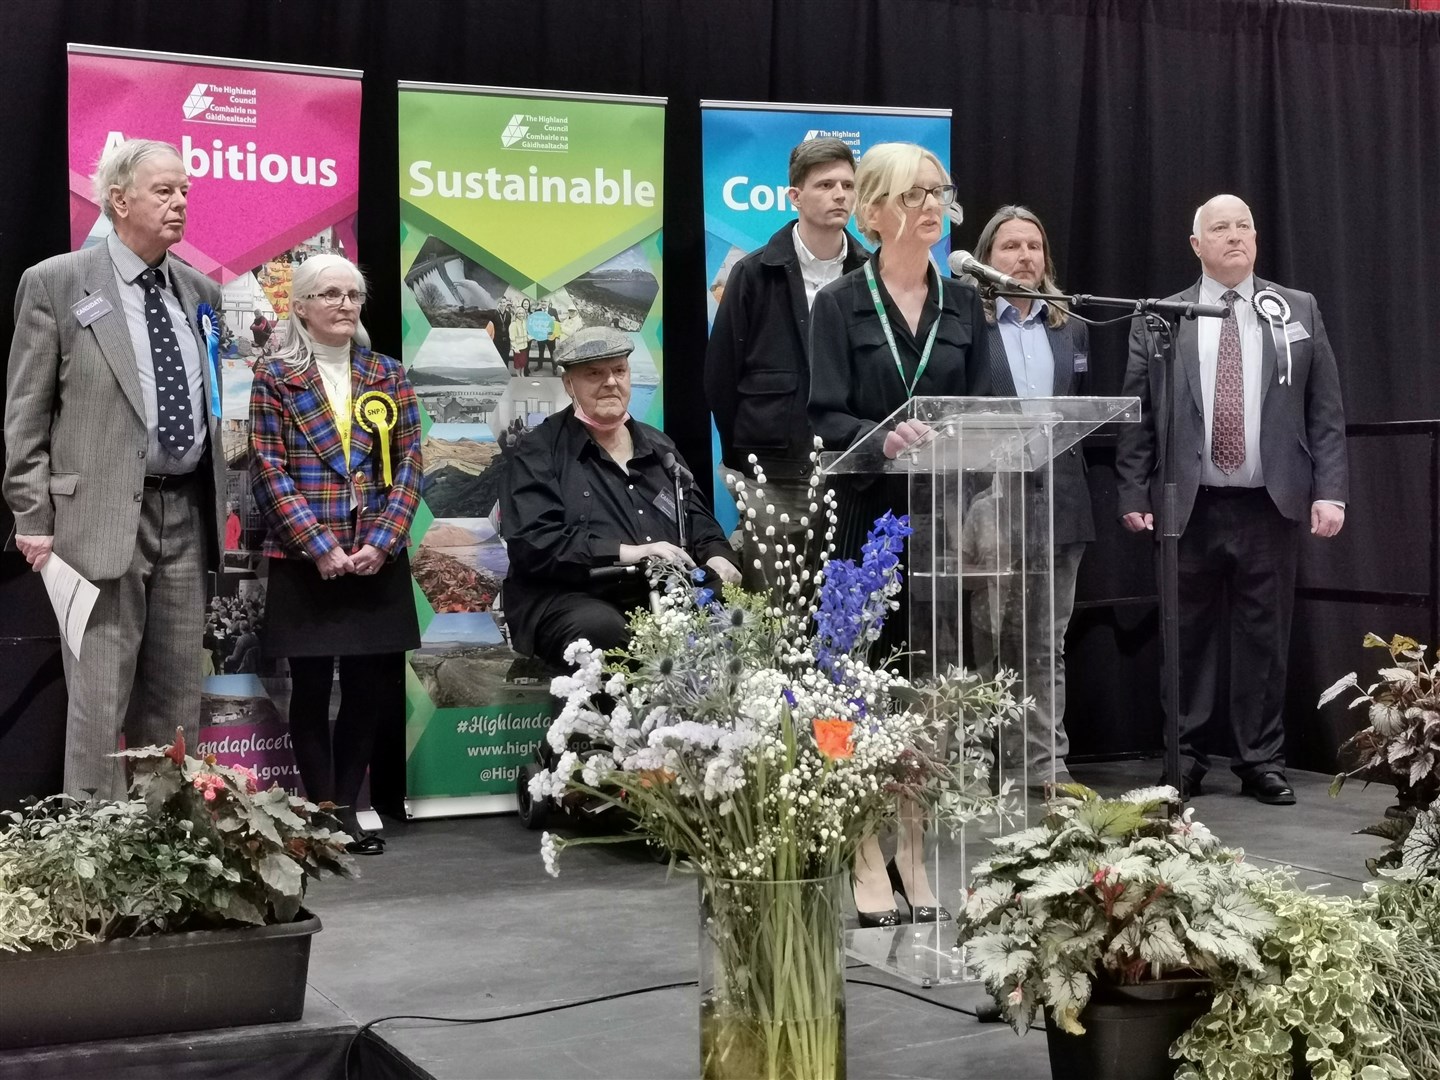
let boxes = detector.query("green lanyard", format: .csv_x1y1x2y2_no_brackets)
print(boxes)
864,260,939,399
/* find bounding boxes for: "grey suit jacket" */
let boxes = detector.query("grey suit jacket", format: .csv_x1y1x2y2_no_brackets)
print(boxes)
3,241,225,580
984,313,1095,545
1114,277,1348,537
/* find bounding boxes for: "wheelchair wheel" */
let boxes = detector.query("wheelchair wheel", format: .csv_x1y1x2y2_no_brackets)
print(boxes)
516,761,550,831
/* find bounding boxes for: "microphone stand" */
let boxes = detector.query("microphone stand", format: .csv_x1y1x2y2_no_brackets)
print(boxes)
987,284,1227,797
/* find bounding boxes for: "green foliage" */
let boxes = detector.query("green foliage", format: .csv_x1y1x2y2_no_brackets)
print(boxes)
1173,874,1406,1080
957,785,1274,1037
1365,878,1440,1079
0,734,353,952
1324,634,1440,794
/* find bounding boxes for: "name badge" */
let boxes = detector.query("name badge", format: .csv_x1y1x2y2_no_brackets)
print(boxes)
653,490,678,522
1284,321,1311,343
1073,351,1088,373
72,293,113,327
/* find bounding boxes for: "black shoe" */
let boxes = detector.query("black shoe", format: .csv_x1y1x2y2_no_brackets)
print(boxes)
886,859,952,923
345,832,386,855
1241,772,1296,805
856,908,902,928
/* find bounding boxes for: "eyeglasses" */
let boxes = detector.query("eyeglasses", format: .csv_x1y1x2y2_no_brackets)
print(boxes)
893,185,958,208
303,289,366,307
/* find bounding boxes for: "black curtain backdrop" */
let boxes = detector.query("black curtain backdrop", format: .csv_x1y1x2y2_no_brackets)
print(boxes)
3,0,1438,798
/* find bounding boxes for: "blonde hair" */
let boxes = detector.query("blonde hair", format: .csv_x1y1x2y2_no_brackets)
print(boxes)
854,142,949,245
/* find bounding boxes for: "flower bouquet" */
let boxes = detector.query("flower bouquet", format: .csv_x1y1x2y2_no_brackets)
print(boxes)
530,465,1018,1080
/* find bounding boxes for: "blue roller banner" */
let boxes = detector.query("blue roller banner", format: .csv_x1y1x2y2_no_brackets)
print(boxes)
699,102,952,530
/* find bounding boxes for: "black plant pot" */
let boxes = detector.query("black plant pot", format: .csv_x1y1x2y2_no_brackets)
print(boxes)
1044,977,1213,1080
0,910,320,1049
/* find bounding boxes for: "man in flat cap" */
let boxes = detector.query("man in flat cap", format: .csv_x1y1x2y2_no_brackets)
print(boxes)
500,327,740,668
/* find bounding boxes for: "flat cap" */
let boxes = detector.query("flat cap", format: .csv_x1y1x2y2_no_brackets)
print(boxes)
555,326,635,368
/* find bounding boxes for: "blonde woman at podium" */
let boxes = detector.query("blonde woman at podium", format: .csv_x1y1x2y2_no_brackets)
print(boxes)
809,142,993,926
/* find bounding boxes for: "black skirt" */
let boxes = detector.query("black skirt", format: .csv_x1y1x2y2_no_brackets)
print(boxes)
262,549,421,658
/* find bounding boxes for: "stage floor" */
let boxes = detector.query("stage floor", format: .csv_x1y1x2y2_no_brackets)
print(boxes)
293,756,1395,1080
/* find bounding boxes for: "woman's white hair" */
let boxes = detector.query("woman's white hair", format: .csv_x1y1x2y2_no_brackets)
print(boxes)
271,253,372,369
93,139,182,221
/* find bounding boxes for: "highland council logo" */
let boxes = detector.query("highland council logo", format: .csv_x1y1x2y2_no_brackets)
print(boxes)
500,114,529,148
182,83,214,120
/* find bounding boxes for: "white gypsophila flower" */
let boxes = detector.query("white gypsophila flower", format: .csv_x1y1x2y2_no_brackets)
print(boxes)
581,755,608,787
604,673,627,698
540,831,561,877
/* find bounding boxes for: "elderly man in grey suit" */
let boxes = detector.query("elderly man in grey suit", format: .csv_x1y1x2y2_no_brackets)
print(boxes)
964,205,1094,790
4,138,224,799
1116,194,1347,806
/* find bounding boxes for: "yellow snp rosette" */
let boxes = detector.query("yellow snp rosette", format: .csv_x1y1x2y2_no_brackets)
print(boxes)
353,390,399,486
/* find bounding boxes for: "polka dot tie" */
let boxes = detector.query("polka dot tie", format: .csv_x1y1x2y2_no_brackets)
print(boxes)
1211,289,1245,474
140,267,194,457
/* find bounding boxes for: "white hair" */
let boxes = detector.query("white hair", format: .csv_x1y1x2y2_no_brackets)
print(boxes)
271,254,372,369
93,139,181,221
1192,194,1253,237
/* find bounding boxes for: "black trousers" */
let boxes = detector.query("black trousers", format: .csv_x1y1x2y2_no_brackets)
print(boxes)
1171,486,1299,782
529,593,630,670
286,653,406,831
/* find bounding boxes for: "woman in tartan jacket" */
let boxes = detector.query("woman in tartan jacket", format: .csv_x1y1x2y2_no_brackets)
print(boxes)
248,253,422,855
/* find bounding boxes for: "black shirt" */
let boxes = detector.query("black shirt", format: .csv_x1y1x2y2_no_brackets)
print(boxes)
807,258,993,450
499,407,736,654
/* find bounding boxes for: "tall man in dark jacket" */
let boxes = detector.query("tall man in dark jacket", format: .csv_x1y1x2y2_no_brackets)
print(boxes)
704,138,868,587
1116,194,1348,805
967,206,1094,787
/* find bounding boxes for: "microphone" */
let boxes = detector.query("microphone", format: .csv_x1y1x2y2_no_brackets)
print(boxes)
948,250,1025,292
661,452,693,485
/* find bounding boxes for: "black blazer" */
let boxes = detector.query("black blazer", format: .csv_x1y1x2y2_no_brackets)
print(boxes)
1115,277,1348,536
705,223,868,477
807,261,992,450
984,312,1095,545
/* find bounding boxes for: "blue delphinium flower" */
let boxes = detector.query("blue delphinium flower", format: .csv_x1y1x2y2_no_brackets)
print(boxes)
813,512,912,678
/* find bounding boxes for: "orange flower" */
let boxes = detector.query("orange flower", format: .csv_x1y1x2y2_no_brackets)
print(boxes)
812,718,855,760
638,768,677,788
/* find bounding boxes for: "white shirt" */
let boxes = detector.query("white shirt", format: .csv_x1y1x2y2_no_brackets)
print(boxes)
791,225,848,309
108,232,207,475
995,296,1055,398
1197,273,1264,488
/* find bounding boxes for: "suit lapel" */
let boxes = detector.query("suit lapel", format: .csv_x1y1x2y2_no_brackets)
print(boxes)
281,358,352,479
349,350,385,470
1177,281,1204,417
985,323,1017,396
82,247,146,422
1254,277,1277,402
1047,321,1073,396
169,264,221,434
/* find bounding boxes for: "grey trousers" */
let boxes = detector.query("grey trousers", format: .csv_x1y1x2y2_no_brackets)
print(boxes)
60,482,205,799
970,541,1086,783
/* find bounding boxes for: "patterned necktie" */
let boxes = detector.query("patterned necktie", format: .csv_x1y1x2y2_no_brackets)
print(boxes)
1211,289,1244,474
140,267,195,457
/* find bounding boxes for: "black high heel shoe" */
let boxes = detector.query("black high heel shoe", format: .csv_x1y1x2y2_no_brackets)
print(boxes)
855,907,902,928
887,859,951,923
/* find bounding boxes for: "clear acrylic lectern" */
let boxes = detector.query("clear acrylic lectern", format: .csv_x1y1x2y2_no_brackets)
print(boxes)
820,395,1139,986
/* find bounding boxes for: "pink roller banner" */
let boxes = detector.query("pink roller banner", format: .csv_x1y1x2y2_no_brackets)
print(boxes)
66,45,363,801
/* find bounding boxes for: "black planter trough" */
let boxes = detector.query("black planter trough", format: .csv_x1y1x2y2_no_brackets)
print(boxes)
0,911,321,1049
1044,977,1213,1080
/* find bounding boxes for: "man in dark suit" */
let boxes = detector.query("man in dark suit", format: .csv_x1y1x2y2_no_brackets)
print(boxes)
4,138,224,798
1116,194,1348,804
966,206,1094,787
704,137,868,588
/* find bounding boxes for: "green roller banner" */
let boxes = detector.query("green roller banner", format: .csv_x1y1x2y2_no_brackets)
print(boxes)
397,83,666,816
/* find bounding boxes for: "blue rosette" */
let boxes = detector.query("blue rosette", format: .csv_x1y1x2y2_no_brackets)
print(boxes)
196,302,223,419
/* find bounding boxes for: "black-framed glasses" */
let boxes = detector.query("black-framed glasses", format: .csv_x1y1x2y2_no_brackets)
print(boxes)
896,184,957,208
303,288,366,307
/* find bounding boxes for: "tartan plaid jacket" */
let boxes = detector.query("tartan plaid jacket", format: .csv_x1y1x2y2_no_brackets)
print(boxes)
248,347,422,561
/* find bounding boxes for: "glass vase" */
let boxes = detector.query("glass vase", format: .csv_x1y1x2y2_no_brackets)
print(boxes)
698,872,847,1080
